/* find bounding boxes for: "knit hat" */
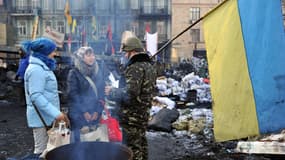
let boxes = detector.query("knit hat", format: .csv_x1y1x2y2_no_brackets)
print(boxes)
30,37,56,56
26,38,57,70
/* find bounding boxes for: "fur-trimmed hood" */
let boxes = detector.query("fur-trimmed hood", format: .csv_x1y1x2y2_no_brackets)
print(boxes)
126,53,151,67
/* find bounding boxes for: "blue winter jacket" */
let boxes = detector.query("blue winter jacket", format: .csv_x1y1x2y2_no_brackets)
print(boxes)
24,56,61,128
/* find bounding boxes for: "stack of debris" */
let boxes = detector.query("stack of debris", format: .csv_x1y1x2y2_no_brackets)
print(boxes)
148,94,213,139
156,72,211,106
148,58,212,134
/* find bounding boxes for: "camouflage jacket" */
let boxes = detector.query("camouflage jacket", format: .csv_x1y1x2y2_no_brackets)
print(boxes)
108,53,156,125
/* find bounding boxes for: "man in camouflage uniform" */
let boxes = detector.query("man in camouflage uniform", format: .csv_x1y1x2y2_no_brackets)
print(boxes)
105,36,156,160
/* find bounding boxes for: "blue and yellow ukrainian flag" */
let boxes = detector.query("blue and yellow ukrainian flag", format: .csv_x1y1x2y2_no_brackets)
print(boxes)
203,0,285,142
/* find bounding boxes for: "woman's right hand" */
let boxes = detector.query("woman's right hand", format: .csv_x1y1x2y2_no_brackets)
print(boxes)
56,112,70,127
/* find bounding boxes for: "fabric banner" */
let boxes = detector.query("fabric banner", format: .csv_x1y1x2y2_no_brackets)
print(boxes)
71,19,77,33
203,0,285,142
64,0,72,25
106,23,115,55
146,32,158,56
42,27,65,48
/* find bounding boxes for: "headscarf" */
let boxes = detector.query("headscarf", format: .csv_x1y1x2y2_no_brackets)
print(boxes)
73,46,98,76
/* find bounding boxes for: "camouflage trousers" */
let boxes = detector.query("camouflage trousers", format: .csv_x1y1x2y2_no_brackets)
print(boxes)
122,124,148,160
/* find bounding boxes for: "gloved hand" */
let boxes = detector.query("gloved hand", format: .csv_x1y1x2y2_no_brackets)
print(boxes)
12,75,22,83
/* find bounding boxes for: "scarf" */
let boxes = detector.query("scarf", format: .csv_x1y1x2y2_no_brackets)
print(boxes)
32,53,57,71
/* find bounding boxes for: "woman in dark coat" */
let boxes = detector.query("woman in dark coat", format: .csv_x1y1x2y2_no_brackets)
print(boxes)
67,46,107,142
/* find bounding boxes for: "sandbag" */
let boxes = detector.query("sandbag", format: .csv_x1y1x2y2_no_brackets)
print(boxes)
148,108,179,132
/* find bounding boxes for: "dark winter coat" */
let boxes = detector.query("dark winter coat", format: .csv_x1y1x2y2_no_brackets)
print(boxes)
67,58,107,129
108,53,157,126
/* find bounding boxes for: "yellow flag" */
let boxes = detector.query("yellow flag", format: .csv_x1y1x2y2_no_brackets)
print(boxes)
203,0,258,142
91,16,97,40
92,16,96,32
72,19,77,33
64,0,72,25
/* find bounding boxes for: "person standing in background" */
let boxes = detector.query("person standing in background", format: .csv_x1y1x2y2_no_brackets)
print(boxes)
15,43,30,82
13,42,31,106
24,37,69,158
105,36,157,160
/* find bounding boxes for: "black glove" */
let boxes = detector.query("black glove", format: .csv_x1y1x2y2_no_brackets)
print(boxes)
15,75,19,81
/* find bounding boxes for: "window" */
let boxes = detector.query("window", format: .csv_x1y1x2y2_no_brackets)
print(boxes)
98,24,107,39
43,0,50,9
71,0,84,10
189,7,200,21
31,0,40,9
130,0,139,9
157,21,165,35
96,0,108,10
120,22,129,34
56,21,65,33
191,29,200,42
16,0,25,9
18,21,27,35
156,0,165,9
131,22,139,35
45,20,52,30
118,0,127,10
57,0,65,9
143,0,152,13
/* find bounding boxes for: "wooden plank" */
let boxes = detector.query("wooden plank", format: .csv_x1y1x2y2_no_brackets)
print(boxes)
236,141,285,155
0,23,7,45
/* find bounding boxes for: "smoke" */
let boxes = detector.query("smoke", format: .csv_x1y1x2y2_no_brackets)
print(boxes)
62,2,139,158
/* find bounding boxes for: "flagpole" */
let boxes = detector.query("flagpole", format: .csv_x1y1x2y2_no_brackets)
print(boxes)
151,0,229,58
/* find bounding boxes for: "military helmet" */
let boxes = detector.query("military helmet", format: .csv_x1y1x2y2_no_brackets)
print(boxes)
122,36,144,52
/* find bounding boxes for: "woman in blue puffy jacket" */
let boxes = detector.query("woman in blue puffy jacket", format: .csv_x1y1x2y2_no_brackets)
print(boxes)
23,37,69,156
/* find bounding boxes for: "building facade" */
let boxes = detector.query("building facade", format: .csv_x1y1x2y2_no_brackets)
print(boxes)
172,0,285,62
0,0,13,46
171,0,221,62
0,0,171,60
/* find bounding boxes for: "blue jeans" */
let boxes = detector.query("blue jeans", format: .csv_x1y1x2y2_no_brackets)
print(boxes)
70,129,81,142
